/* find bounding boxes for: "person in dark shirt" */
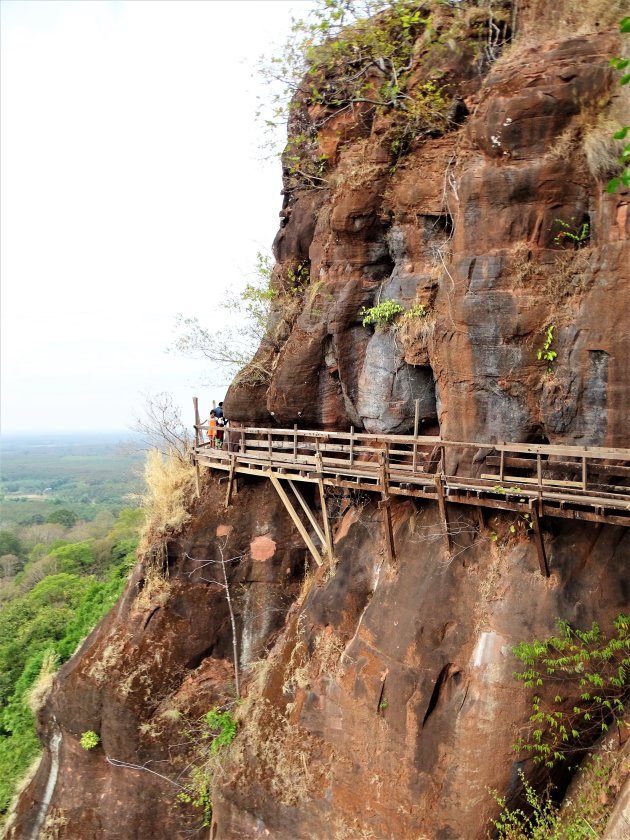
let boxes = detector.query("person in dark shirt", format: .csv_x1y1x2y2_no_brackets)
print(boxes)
214,402,224,419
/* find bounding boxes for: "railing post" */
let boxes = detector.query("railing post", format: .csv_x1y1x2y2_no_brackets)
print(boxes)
349,426,355,467
193,396,202,447
537,454,542,489
293,424,298,463
268,430,272,461
412,441,417,473
582,456,587,491
414,398,420,438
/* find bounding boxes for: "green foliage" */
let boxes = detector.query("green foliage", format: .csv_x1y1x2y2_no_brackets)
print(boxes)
359,299,431,329
45,508,77,528
493,769,566,840
404,303,428,319
285,261,311,295
359,299,405,327
607,18,630,192
204,708,237,754
0,510,139,817
388,81,450,157
178,707,238,828
80,730,100,750
537,325,557,371
493,749,627,840
259,0,466,182
0,531,23,558
553,218,590,249
512,614,630,768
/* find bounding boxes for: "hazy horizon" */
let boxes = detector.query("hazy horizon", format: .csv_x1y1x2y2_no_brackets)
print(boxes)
1,0,310,433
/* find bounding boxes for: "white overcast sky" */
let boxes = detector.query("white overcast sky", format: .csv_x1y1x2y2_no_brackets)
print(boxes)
1,0,310,433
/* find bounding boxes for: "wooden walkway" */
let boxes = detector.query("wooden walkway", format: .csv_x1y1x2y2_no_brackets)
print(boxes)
191,405,630,576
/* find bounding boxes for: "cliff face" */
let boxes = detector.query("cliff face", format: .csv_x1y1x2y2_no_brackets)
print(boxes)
7,3,630,839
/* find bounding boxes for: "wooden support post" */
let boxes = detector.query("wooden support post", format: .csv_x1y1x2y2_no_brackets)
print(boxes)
412,441,418,473
582,456,587,491
530,508,550,577
287,479,326,548
268,471,323,566
499,450,505,482
476,506,485,533
268,430,272,460
414,398,420,438
379,498,396,565
193,397,202,447
379,454,396,562
537,454,542,489
315,453,334,558
225,454,237,507
293,424,298,463
349,426,355,467
380,452,390,497
194,459,201,499
240,427,245,455
434,474,452,553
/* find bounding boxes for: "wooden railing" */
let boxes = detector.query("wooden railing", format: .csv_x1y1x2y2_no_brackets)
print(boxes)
193,423,630,503
191,403,630,574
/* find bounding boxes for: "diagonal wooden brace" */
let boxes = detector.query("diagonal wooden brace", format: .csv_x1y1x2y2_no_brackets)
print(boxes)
268,471,323,566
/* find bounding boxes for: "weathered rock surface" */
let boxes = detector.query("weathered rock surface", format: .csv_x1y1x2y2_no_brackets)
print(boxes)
8,3,630,839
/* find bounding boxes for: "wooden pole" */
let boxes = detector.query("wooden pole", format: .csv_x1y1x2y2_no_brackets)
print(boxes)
194,460,201,499
288,479,326,548
268,471,323,566
349,426,355,467
293,424,298,463
225,453,237,507
315,453,334,558
435,474,452,553
530,508,550,577
193,396,202,447
414,398,420,438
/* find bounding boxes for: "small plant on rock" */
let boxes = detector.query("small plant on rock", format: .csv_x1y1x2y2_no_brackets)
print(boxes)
80,730,100,750
537,324,557,372
359,299,405,328
552,218,590,249
404,303,428,319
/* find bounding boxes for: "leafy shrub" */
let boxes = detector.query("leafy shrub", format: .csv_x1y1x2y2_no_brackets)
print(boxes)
513,614,630,768
359,299,405,327
80,730,100,750
536,324,557,371
204,709,237,754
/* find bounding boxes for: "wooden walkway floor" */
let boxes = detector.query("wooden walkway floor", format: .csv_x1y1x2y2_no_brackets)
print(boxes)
191,416,630,576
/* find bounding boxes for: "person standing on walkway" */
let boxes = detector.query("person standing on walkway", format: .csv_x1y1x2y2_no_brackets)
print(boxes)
207,410,218,448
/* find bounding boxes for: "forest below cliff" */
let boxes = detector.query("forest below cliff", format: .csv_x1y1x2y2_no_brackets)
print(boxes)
0,434,143,819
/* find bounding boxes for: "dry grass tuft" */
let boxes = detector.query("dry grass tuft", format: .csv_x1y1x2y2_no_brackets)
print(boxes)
228,698,320,807
518,0,628,38
25,650,58,715
139,449,196,551
583,117,626,180
134,564,171,612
